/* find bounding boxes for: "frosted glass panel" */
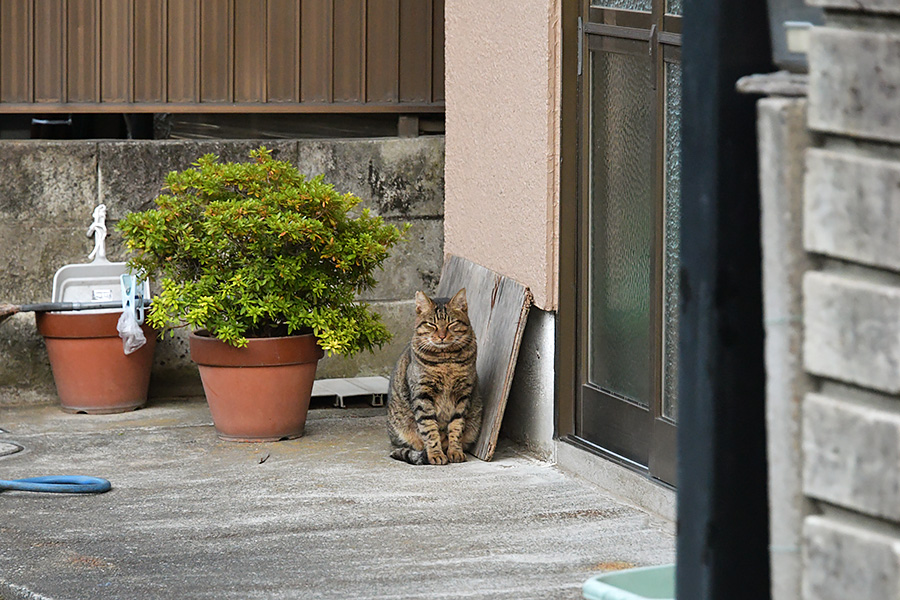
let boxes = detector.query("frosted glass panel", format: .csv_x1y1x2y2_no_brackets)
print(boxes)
662,61,682,421
667,0,682,15
591,0,652,11
588,49,653,407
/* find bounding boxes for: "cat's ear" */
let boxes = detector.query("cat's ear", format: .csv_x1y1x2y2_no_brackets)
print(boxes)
449,288,468,312
415,291,434,315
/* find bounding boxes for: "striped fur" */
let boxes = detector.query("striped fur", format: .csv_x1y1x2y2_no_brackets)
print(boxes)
387,288,481,465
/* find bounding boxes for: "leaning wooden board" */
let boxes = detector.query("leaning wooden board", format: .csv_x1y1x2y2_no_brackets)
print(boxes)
435,254,533,461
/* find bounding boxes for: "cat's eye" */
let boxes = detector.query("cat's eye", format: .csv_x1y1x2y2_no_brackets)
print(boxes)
420,322,437,331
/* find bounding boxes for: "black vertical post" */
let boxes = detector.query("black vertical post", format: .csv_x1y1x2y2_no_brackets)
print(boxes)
677,0,772,599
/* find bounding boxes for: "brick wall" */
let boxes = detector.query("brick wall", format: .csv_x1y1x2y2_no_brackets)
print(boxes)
799,2,900,598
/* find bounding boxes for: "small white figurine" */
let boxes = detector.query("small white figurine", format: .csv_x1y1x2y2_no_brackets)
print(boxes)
87,204,108,263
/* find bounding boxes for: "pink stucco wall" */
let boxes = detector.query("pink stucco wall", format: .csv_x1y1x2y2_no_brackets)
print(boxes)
444,0,561,311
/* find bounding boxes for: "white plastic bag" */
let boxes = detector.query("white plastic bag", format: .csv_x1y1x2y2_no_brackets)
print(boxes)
117,309,147,355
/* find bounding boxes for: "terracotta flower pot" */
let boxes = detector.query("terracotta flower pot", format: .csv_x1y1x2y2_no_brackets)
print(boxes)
36,311,157,414
189,331,324,442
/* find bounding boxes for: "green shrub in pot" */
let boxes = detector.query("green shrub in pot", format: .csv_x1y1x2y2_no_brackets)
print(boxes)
118,146,406,355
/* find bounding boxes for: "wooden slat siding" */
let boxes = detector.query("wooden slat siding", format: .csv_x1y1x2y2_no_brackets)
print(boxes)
0,0,445,112
167,0,199,103
0,0,33,103
300,0,333,102
431,0,443,102
200,0,232,102
132,0,165,102
332,0,364,103
266,0,300,102
234,0,266,102
100,0,131,102
365,0,399,103
66,0,97,102
398,0,428,102
33,0,64,103
94,0,101,99
0,101,443,113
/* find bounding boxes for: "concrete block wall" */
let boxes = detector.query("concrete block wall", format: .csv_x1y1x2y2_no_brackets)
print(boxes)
757,95,817,600
0,138,444,405
800,3,900,598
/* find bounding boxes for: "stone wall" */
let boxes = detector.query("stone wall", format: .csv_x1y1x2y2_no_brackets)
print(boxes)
756,93,817,600
797,3,900,598
0,137,444,405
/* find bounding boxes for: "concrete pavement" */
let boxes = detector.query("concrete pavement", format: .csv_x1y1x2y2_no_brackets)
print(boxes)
0,399,674,600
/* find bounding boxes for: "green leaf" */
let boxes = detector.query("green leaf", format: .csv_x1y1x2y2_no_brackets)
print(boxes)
117,145,404,354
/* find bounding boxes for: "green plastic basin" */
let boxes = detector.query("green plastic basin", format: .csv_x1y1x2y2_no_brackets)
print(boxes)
582,564,675,600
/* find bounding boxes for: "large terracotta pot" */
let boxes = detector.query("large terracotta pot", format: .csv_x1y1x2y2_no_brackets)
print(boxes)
189,331,324,442
36,311,157,414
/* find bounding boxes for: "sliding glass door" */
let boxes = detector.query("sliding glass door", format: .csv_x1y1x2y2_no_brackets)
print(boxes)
574,0,681,485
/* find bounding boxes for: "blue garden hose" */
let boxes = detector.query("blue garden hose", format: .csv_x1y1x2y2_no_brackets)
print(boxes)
0,438,110,493
0,475,111,494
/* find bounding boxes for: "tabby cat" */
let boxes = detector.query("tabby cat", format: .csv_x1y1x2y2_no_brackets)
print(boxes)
387,288,481,465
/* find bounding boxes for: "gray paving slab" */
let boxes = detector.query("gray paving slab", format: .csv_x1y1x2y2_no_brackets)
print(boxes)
0,399,674,600
312,377,389,408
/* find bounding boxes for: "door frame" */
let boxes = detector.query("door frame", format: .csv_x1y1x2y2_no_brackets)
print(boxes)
557,0,680,486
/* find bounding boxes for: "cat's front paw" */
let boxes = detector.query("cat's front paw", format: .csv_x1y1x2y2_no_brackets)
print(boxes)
427,450,449,465
447,448,466,463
